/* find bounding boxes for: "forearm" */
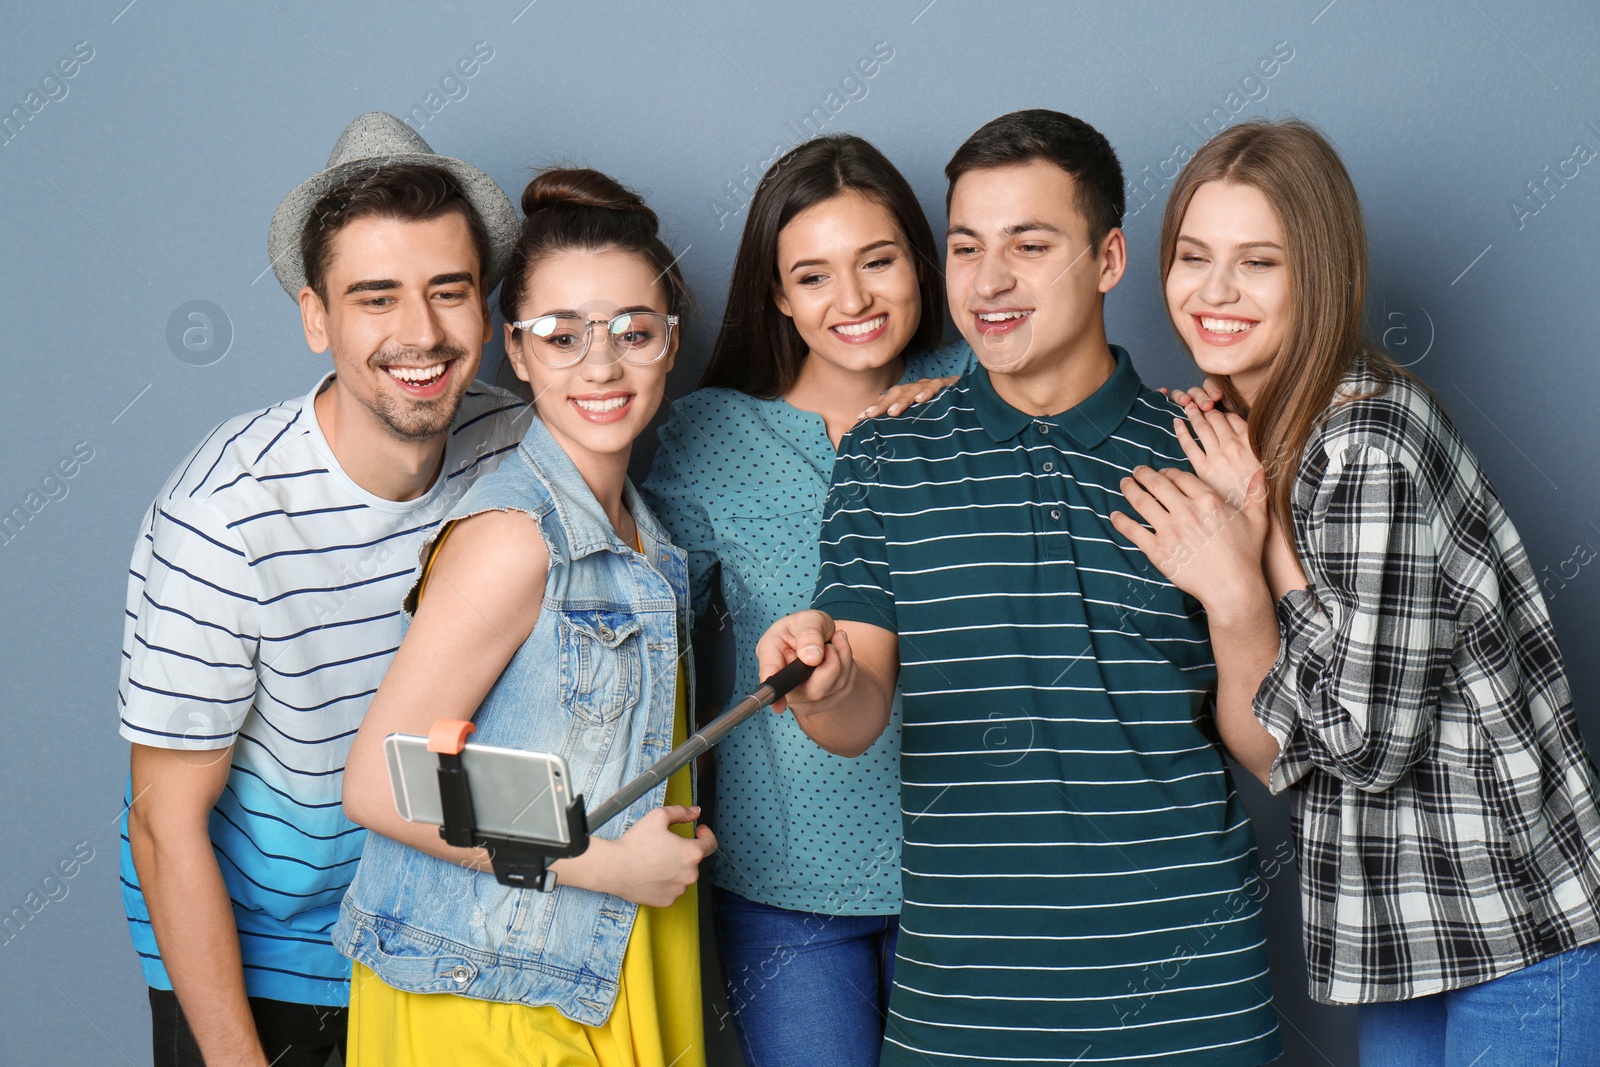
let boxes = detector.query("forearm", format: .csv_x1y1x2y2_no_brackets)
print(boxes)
1204,585,1284,786
549,837,623,893
352,802,493,870
350,781,652,896
789,669,894,757
130,820,268,1067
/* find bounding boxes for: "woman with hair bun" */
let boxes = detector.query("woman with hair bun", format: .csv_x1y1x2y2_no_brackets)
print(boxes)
1111,119,1600,1064
642,134,969,1067
334,167,711,1066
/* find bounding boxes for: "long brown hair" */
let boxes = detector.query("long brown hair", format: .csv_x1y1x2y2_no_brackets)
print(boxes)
1158,120,1408,528
700,135,944,398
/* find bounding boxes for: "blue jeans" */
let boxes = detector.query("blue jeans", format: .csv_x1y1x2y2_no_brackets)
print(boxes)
1358,942,1600,1066
712,887,898,1067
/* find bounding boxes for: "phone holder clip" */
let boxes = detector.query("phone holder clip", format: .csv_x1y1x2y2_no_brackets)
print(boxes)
427,720,589,891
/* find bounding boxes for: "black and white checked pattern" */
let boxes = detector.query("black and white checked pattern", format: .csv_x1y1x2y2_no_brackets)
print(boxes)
1256,361,1600,1005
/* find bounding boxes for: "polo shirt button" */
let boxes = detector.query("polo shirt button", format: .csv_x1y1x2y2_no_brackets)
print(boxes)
1050,509,1062,520
1037,423,1050,435
1042,461,1054,472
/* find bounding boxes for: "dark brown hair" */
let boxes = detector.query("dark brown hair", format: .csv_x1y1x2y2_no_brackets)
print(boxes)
945,109,1125,249
498,168,690,325
301,162,490,303
699,135,944,398
1158,119,1411,528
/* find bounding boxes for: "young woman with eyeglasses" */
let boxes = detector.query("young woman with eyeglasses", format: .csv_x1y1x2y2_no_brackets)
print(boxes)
641,135,969,1067
1110,120,1600,1065
334,168,713,1067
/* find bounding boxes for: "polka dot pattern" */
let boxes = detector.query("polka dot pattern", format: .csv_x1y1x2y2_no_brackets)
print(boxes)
639,345,970,914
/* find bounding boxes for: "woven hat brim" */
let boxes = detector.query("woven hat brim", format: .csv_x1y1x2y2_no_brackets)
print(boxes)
267,151,518,299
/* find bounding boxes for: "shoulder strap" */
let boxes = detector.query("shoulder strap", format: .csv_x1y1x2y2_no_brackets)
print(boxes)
403,519,458,614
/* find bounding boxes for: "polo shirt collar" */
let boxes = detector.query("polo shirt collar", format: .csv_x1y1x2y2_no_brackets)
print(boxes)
969,345,1141,448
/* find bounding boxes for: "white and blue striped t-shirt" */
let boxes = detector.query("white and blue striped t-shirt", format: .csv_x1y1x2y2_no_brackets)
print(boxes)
118,373,528,1006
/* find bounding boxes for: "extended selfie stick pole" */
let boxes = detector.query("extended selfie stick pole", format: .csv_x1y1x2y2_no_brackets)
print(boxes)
427,659,815,891
585,658,816,833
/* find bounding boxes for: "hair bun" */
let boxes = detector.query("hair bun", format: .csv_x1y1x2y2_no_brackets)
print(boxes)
519,168,658,234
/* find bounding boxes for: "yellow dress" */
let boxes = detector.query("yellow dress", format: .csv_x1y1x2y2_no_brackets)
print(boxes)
349,527,703,1067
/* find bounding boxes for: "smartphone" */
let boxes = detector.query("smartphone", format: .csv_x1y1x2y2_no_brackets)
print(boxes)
385,733,576,848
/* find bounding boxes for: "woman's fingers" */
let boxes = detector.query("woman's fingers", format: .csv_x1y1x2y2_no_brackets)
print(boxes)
861,376,957,419
659,804,701,826
1118,470,1167,522
1182,406,1223,455
1127,466,1189,514
1202,405,1248,448
1109,510,1157,556
1173,417,1205,468
1160,467,1215,500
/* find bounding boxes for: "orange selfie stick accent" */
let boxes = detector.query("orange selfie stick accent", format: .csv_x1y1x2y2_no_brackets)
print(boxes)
427,720,476,755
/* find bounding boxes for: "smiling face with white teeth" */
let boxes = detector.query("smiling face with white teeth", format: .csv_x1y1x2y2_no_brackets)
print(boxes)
298,210,490,500
1165,180,1290,405
772,190,921,386
504,248,676,483
945,161,1125,415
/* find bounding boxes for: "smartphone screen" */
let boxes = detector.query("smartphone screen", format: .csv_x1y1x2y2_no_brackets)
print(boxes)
385,733,574,847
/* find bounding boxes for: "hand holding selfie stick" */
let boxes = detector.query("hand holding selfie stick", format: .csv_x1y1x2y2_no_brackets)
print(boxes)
427,658,816,890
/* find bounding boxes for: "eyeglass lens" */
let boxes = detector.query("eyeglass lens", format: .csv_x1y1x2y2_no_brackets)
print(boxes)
525,313,670,366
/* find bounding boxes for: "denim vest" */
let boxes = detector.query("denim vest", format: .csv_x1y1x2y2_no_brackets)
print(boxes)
332,415,692,1025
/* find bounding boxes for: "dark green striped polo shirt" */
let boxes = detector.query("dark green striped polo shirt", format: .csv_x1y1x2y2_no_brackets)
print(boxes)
813,348,1281,1066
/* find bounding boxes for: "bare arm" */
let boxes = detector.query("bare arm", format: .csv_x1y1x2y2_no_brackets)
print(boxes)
756,610,899,757
128,744,269,1067
341,510,714,906
1198,589,1284,786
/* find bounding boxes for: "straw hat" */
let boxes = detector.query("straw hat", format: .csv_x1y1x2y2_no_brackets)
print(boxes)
266,111,517,297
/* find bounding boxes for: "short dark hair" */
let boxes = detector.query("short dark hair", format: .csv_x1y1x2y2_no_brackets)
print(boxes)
944,109,1125,248
301,162,491,303
700,134,945,398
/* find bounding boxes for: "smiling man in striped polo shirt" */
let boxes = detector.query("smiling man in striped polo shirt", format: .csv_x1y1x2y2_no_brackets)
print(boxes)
760,110,1283,1065
118,114,528,1067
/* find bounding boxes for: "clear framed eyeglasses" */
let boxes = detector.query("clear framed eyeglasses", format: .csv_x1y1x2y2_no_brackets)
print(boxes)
509,311,678,368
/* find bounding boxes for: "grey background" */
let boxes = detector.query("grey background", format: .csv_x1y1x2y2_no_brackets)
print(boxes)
3,1,1598,1064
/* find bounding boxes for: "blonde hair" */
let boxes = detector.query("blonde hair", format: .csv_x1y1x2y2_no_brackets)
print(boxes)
1158,119,1408,528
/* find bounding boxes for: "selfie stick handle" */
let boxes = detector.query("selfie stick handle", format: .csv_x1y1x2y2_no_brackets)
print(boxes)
586,659,816,832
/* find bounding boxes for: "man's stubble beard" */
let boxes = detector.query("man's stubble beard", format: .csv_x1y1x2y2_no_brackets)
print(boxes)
363,341,475,442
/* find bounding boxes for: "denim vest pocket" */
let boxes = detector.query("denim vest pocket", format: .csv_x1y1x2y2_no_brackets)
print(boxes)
558,609,643,725
351,914,483,995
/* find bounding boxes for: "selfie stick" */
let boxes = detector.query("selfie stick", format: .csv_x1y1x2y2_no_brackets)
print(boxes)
585,658,816,832
426,658,815,890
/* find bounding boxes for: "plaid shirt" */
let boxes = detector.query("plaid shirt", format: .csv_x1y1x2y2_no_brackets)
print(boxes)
1256,361,1600,1005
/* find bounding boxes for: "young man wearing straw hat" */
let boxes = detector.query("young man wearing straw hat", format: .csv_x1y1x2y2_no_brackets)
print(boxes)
118,112,528,1067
